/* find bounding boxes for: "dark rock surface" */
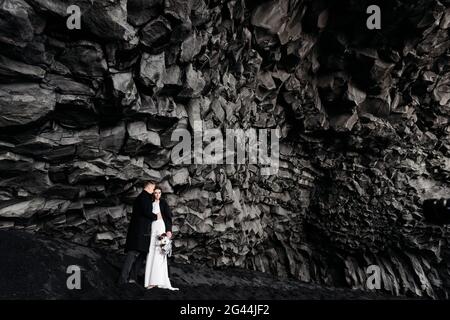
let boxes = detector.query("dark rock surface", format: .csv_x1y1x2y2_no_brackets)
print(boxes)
0,229,408,299
0,0,449,299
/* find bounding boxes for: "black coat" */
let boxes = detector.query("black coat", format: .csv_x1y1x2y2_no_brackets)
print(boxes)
124,191,173,253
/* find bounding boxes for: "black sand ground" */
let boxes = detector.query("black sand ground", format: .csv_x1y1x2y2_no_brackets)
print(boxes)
0,230,415,300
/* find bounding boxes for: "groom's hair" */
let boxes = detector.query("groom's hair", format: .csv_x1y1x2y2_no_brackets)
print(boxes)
143,180,156,188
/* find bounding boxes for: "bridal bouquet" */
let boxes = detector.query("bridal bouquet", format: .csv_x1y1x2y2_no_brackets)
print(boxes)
156,233,172,257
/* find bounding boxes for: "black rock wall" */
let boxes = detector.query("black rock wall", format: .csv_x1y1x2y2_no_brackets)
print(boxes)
0,0,449,298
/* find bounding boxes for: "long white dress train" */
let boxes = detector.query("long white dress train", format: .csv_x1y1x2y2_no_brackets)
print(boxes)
144,218,179,290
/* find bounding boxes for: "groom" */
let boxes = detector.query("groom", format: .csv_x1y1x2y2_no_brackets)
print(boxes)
118,180,164,285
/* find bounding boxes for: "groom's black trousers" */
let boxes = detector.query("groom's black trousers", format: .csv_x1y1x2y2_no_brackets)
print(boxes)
119,250,146,283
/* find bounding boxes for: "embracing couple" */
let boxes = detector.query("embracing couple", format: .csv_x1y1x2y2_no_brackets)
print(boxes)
118,181,179,290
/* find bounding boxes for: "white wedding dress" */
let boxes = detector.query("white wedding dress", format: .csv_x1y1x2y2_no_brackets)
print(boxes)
144,202,179,290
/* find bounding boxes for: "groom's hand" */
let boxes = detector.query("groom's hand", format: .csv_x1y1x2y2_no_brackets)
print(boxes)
166,231,172,239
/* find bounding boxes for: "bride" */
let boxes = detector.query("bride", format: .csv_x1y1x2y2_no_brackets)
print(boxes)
144,186,179,290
